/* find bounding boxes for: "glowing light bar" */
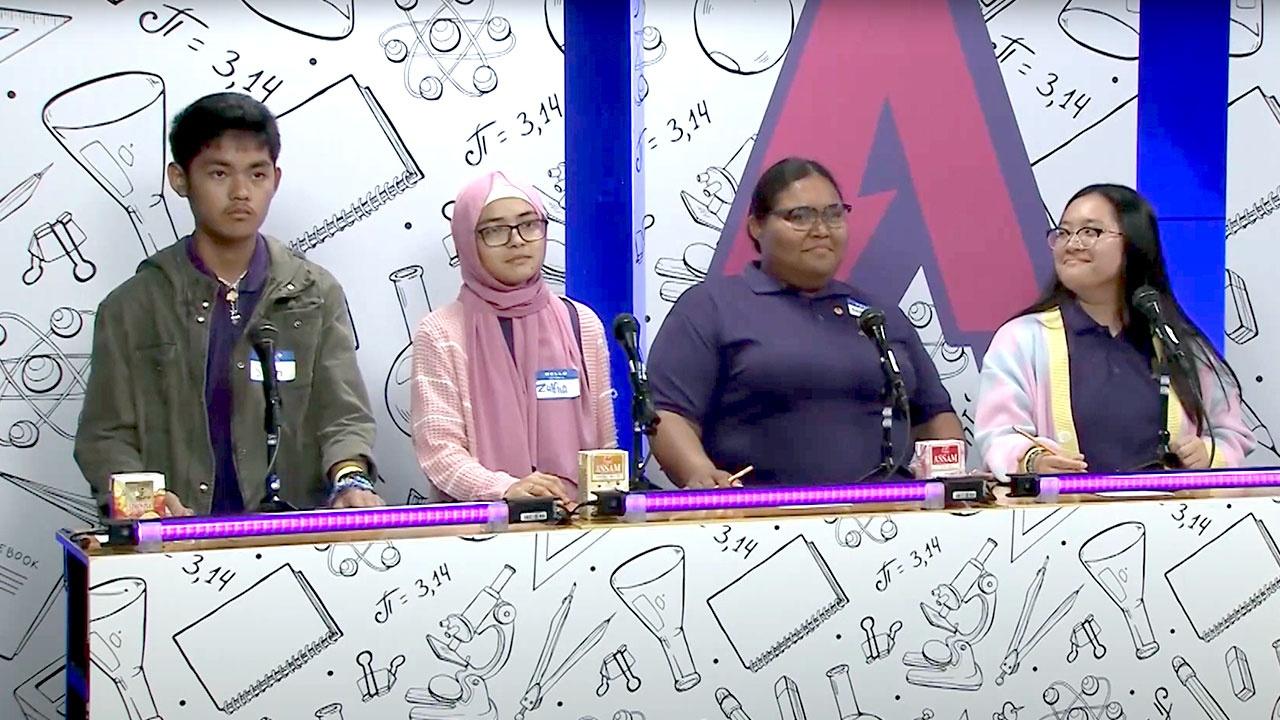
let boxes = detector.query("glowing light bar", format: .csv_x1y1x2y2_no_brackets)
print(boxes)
1038,467,1280,498
133,502,508,544
624,481,941,516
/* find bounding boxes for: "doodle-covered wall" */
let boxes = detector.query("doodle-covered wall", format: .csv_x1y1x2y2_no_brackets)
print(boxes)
0,0,1270,717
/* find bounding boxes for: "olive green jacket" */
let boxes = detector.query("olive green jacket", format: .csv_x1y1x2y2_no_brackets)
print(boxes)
73,237,376,515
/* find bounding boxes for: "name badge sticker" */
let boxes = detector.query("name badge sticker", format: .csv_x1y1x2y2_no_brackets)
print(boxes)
535,369,581,400
249,350,297,383
846,298,869,318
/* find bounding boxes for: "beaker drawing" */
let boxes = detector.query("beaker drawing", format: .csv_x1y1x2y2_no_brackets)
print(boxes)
1079,522,1159,660
610,545,701,691
43,72,179,258
89,577,163,720
384,265,433,437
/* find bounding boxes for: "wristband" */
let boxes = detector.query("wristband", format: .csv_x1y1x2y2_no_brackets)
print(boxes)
329,472,374,503
332,461,365,482
1022,447,1046,474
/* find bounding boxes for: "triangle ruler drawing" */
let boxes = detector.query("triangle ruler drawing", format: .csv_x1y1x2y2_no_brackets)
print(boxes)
0,8,70,66
532,530,610,590
1010,507,1078,563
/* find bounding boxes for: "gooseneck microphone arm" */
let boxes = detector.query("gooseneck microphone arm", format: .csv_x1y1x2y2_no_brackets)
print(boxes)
612,313,660,491
250,321,295,512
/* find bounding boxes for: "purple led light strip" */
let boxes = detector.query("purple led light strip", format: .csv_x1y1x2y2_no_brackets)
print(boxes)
1044,468,1280,495
625,481,934,515
135,502,507,544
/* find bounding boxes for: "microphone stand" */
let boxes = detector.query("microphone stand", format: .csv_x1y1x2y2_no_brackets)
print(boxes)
253,331,296,513
1144,321,1185,471
629,365,661,492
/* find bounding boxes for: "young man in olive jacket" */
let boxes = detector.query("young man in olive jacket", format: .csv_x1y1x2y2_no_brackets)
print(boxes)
74,92,382,516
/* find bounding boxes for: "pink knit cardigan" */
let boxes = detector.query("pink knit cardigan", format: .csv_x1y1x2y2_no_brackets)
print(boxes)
410,298,617,500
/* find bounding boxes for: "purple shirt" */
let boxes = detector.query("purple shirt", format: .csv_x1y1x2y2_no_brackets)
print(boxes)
648,262,954,485
1060,300,1161,472
186,236,270,513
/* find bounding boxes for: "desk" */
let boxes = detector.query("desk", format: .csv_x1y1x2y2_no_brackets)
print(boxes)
53,490,1280,720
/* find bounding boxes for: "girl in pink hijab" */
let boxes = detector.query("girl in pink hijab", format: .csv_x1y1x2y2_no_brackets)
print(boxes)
410,171,616,502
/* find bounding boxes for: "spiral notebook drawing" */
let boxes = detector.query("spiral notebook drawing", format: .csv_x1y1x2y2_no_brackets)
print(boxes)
270,74,422,253
707,534,847,671
174,563,341,713
1164,513,1280,642
1226,87,1280,240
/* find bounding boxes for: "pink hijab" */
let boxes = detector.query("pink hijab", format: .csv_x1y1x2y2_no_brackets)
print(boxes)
452,170,594,486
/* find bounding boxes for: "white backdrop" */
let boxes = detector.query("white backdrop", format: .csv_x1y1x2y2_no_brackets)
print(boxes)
0,1,1272,716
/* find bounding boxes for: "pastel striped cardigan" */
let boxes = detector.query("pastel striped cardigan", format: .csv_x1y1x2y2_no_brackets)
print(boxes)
410,298,617,501
974,307,1254,476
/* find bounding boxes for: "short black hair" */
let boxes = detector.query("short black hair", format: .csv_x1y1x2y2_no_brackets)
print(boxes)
747,157,843,250
168,92,280,172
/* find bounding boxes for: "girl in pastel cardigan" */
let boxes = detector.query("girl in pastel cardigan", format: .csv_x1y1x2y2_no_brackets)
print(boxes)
975,184,1253,476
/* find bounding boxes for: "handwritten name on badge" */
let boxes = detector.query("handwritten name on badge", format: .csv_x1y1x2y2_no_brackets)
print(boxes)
535,368,580,400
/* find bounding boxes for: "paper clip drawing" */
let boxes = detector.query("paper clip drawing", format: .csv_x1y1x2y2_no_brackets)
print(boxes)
0,307,93,449
43,72,179,258
859,616,901,664
597,644,641,696
25,211,96,285
385,265,433,436
356,650,404,701
0,7,69,66
516,583,613,720
0,163,51,225
89,578,164,720
379,0,516,101
173,563,341,714
996,556,1081,685
904,538,999,691
240,0,354,40
1066,614,1106,663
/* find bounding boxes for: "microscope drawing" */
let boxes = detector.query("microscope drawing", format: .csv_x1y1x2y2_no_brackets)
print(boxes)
407,565,517,720
904,538,999,691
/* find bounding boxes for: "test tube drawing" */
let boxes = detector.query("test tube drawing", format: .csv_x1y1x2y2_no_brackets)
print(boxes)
610,545,701,691
1078,522,1159,660
384,265,433,437
43,72,179,258
827,664,880,720
89,578,163,720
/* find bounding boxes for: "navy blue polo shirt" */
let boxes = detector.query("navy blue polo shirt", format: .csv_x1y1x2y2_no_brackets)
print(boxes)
648,262,954,485
1060,300,1162,473
187,236,270,513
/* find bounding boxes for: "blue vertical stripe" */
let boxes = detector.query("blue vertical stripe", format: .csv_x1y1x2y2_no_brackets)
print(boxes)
1136,4,1231,348
565,0,642,450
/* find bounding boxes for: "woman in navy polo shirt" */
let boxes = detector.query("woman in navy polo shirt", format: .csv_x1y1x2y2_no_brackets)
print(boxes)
975,184,1253,476
648,157,964,489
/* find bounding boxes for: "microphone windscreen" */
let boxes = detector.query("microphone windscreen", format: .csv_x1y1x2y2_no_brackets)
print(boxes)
1131,285,1161,320
857,307,886,336
251,320,278,345
612,313,639,341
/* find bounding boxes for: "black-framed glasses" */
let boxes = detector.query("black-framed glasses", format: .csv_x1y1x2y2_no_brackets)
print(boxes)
1046,226,1122,249
770,203,852,231
477,219,549,247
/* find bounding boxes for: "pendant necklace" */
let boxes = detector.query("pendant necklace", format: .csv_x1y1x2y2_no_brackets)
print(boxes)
216,271,248,325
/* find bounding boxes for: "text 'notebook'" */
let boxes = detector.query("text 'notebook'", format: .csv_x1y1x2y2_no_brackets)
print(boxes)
707,534,847,671
173,563,341,713
270,74,423,253
1165,513,1280,642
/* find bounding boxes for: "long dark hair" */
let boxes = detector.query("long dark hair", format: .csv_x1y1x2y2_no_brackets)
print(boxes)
1018,183,1238,431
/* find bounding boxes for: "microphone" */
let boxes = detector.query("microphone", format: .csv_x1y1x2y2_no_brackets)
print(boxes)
612,313,646,382
858,308,907,408
250,321,281,436
1132,285,1183,353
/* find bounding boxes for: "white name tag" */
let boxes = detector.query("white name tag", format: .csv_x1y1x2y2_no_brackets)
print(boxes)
846,298,869,318
535,369,580,400
249,350,297,382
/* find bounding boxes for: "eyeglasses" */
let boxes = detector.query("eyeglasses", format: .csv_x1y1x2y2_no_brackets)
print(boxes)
1046,226,1122,249
770,203,852,231
477,219,548,247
